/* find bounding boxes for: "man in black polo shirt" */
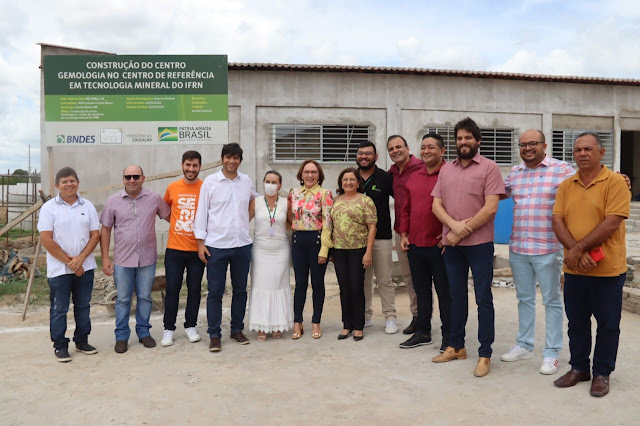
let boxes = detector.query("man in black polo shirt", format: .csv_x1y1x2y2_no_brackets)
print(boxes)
356,140,398,334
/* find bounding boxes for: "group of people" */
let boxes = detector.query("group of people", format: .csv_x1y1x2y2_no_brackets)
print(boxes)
39,117,630,399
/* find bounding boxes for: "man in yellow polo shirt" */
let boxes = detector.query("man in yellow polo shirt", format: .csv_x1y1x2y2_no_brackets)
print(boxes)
551,131,630,398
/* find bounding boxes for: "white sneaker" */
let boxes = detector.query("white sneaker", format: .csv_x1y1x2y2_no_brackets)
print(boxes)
500,345,534,362
385,319,399,334
185,327,201,343
540,357,559,375
161,330,174,347
364,318,374,328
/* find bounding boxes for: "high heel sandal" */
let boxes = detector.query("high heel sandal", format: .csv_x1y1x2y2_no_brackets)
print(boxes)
272,331,282,339
338,330,353,340
257,331,267,341
292,323,304,340
312,324,323,339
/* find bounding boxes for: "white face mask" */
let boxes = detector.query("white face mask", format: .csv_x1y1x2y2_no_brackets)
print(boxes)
264,183,279,196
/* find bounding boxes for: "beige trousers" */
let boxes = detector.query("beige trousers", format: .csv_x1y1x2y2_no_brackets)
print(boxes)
363,239,396,321
395,232,418,317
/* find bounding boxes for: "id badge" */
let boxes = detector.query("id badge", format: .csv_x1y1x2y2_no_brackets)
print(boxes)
269,227,275,237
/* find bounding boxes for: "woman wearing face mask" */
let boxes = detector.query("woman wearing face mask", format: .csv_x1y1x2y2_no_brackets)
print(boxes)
247,170,293,340
331,168,377,341
288,160,333,340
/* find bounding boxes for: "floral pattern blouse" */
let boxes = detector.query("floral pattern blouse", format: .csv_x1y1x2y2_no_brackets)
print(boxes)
330,193,377,250
288,183,333,257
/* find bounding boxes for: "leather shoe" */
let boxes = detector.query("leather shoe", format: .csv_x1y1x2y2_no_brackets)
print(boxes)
473,357,490,377
553,369,591,388
114,340,128,354
590,375,610,397
230,332,250,345
138,336,156,348
432,346,467,363
403,317,417,335
209,337,221,352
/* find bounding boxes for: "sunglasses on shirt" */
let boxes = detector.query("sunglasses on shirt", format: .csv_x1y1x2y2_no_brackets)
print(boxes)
123,175,141,181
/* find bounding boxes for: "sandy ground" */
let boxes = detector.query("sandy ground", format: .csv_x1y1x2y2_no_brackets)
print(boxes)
2,281,640,425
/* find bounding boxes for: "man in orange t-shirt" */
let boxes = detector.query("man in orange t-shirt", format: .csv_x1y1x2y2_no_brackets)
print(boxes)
161,150,205,347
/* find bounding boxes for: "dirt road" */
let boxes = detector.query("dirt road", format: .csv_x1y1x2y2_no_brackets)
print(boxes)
1,285,640,425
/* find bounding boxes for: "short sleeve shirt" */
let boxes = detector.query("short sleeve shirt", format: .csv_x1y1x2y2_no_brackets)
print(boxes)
37,195,100,278
553,166,630,277
361,166,393,240
431,153,505,246
164,178,203,252
330,193,377,249
100,188,170,268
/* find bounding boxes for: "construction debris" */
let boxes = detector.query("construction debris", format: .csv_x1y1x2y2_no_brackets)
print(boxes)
0,248,39,283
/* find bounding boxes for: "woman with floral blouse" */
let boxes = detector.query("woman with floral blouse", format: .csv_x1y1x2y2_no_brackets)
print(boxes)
287,160,333,340
330,167,377,341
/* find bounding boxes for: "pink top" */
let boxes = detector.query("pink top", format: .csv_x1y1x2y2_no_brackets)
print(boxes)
431,153,505,246
100,187,170,267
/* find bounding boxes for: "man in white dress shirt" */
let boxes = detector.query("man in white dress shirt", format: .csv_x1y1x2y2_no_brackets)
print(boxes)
194,143,258,352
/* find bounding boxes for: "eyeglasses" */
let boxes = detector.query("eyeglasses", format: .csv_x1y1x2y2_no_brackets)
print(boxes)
123,175,141,181
518,141,544,149
357,151,375,157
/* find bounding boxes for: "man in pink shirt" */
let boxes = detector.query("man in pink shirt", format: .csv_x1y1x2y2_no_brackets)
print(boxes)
100,165,171,354
431,117,505,378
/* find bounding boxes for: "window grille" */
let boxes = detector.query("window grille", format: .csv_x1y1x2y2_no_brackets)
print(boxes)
422,126,517,165
552,129,614,168
268,124,373,163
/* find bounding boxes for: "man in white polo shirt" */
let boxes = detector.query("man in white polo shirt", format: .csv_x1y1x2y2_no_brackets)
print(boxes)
38,167,100,362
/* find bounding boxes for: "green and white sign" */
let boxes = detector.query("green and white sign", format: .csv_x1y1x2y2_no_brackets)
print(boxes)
43,55,228,146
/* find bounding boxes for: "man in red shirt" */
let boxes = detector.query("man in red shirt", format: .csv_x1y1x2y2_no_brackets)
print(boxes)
398,133,452,352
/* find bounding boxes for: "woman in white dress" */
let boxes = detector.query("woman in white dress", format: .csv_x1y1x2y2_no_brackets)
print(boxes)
248,170,293,340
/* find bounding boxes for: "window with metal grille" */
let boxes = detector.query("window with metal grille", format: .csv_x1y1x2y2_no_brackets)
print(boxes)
268,124,373,163
552,129,614,167
422,126,517,165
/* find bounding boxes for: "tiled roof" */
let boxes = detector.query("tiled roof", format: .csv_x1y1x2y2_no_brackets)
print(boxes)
229,62,640,86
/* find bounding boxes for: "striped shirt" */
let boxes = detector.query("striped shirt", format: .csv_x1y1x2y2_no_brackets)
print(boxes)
100,187,170,267
504,155,575,255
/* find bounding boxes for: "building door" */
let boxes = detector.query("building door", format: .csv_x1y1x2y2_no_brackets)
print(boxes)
621,131,640,198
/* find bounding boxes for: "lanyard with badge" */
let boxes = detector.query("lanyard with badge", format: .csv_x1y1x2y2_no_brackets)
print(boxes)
265,197,277,236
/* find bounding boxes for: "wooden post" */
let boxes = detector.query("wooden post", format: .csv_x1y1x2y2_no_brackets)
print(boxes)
21,236,42,321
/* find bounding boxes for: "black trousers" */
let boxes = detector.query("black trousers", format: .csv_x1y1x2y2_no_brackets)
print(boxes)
292,231,327,324
164,248,205,330
333,248,366,331
407,244,452,338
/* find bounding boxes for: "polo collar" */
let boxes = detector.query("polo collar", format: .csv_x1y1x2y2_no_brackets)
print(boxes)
55,194,84,206
572,165,609,188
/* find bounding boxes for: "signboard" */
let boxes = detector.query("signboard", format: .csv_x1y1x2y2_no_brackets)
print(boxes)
43,55,228,146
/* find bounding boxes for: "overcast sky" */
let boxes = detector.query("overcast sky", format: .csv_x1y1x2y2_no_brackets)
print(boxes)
1,0,639,173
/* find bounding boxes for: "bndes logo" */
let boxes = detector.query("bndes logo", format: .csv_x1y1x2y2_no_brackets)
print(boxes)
65,135,96,144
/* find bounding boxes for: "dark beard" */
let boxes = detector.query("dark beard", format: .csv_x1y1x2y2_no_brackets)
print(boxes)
456,144,478,160
357,161,374,171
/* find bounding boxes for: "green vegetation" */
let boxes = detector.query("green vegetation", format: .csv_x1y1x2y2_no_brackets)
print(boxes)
0,275,49,305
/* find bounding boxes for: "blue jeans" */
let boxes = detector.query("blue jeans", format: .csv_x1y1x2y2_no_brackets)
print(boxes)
564,273,625,376
443,242,495,358
163,248,205,330
48,270,94,350
205,244,252,338
113,263,156,341
509,250,563,358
